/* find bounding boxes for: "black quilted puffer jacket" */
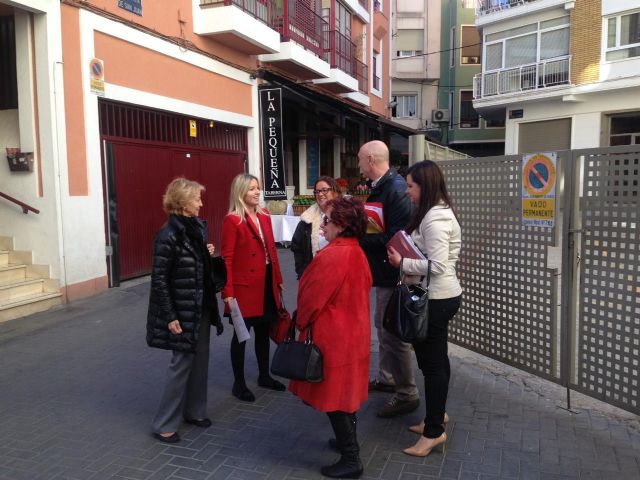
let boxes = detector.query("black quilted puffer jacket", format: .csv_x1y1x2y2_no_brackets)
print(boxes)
146,215,219,353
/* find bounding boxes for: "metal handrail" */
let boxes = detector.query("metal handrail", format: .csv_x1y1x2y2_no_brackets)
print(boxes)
275,0,325,57
476,0,540,17
323,28,357,77
355,58,368,93
200,0,274,24
474,56,571,99
0,191,40,214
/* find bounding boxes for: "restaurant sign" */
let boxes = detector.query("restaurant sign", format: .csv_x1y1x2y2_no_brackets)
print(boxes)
259,88,287,200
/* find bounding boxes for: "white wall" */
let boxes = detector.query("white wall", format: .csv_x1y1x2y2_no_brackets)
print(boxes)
0,110,19,152
503,86,640,153
0,2,64,285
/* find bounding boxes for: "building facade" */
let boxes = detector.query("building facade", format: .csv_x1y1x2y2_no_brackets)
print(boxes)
0,0,404,318
438,0,505,156
473,0,640,154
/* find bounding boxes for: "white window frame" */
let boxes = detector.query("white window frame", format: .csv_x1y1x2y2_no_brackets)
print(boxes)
482,16,570,73
603,10,640,62
392,94,417,118
608,112,640,146
371,51,382,95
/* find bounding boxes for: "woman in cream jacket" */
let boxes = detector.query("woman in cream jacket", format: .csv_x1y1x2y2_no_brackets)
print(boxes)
387,160,462,458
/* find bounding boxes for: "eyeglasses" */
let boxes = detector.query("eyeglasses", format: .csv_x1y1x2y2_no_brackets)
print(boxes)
322,217,333,226
314,188,333,195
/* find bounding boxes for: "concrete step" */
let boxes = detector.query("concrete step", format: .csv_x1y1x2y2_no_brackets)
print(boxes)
0,292,63,323
0,250,8,266
0,264,27,285
0,278,46,303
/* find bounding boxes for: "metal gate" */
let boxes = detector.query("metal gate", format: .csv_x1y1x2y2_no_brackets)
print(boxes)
439,145,640,414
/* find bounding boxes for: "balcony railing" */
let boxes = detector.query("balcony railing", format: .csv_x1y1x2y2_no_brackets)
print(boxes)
473,56,571,99
476,0,540,17
272,0,326,57
354,59,368,93
200,0,274,24
323,28,357,77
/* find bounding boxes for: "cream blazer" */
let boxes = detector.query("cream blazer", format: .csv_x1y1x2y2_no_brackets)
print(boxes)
402,204,462,300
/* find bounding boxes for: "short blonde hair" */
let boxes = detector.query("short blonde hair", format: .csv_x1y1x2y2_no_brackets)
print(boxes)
228,173,265,220
162,177,205,215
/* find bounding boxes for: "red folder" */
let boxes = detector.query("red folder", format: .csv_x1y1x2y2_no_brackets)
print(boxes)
386,230,426,260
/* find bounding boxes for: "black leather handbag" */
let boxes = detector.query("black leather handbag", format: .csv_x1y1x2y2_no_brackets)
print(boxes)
270,312,324,383
383,258,431,343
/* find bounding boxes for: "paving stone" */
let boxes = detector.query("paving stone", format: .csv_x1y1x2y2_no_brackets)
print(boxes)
2,249,640,480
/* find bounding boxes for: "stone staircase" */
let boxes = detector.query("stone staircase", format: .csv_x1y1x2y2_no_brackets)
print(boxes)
0,236,62,323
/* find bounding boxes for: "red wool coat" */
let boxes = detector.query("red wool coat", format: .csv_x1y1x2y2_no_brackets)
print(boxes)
221,211,283,318
289,237,372,413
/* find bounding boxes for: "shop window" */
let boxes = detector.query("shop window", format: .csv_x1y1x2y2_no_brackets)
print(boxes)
0,16,18,110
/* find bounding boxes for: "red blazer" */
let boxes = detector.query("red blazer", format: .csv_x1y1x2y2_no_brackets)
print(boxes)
221,211,283,318
289,237,372,413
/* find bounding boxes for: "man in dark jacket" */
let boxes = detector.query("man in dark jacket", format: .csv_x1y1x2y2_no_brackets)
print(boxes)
358,140,420,418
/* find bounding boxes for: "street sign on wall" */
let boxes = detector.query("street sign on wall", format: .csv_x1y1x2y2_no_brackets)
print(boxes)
118,0,142,16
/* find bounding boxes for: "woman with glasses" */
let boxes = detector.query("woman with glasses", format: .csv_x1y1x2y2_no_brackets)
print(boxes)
290,176,341,278
289,196,371,479
387,160,462,457
221,173,286,402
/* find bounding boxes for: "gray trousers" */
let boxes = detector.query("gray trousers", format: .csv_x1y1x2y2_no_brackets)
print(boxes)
152,314,211,434
374,287,419,401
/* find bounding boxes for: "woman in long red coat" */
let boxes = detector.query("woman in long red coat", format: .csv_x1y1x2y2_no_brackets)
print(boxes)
221,173,285,402
289,196,372,479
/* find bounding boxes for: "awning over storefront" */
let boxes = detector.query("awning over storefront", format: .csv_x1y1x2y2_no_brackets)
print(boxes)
259,70,417,138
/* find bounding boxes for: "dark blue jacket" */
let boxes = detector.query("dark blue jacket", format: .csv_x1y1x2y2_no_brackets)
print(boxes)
360,168,412,287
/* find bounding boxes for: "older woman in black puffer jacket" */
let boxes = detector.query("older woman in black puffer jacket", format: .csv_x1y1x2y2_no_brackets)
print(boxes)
146,177,224,444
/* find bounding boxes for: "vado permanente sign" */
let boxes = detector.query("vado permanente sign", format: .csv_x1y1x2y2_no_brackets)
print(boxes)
259,88,286,200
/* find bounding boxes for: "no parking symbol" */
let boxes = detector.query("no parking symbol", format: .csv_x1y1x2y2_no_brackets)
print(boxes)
522,152,556,228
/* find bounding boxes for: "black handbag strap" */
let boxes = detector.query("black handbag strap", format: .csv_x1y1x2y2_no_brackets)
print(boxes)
285,310,316,344
398,257,431,288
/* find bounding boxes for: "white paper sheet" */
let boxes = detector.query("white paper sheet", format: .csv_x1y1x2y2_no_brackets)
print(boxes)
230,298,250,343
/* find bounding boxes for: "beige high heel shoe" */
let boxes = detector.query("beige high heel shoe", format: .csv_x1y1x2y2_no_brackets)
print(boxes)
408,412,449,434
403,432,447,457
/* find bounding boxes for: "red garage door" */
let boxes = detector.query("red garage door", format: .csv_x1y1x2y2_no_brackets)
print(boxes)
100,100,246,282
111,143,243,280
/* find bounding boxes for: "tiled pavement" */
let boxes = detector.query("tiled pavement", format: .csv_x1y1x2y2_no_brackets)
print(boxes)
1,249,639,480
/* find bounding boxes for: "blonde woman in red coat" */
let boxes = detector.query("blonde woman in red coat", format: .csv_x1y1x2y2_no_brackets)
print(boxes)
221,174,285,402
289,196,372,479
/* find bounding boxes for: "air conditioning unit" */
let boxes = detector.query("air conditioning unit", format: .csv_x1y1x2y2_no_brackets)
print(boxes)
432,109,450,122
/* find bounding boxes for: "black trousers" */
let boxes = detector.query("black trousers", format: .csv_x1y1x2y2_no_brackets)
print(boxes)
230,264,277,384
413,295,461,438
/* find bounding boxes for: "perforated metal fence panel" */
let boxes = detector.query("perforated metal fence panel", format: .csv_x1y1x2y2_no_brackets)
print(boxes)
571,147,640,413
440,155,561,382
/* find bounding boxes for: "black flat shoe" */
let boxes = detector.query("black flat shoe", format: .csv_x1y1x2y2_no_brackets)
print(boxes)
184,417,212,428
258,376,286,391
153,432,181,444
232,383,255,402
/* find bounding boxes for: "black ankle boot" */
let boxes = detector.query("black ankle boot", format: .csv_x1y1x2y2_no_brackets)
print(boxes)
322,412,363,479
